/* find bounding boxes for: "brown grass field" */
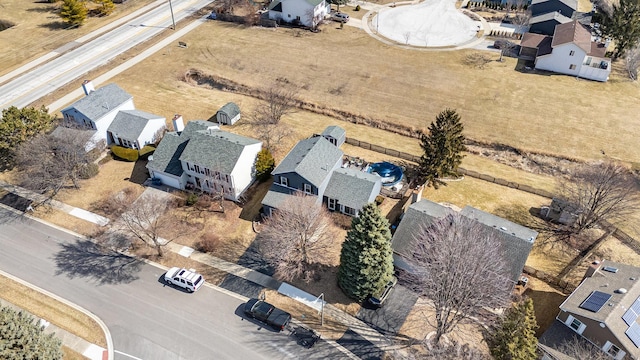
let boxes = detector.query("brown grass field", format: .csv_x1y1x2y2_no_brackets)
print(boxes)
0,0,156,74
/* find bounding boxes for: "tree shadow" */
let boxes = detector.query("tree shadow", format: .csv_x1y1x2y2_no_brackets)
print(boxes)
356,284,418,337
39,21,74,30
128,159,149,185
0,193,32,212
239,179,272,222
53,238,142,285
522,287,566,338
26,6,57,13
336,329,385,360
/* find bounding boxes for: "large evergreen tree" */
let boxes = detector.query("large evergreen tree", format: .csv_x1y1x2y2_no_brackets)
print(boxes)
337,203,394,302
0,305,63,359
0,106,54,168
594,0,640,59
417,108,466,189
488,298,539,360
60,0,87,27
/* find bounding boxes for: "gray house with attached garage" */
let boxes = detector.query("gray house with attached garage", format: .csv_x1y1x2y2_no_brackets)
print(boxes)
391,199,537,283
261,126,382,217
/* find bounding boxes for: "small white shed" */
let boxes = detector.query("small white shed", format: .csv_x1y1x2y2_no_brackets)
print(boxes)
216,102,241,125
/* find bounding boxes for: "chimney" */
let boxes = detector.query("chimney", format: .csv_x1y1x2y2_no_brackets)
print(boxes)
82,80,95,96
172,114,184,132
584,260,602,279
411,186,423,204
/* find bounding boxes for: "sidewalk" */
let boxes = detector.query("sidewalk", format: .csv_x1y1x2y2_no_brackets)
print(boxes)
0,270,110,360
0,183,399,357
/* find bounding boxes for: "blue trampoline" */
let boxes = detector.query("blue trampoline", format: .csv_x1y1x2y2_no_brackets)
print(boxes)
367,162,404,187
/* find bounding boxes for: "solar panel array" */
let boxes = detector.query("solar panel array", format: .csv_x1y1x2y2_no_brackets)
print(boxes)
627,322,640,348
579,291,612,313
624,298,640,326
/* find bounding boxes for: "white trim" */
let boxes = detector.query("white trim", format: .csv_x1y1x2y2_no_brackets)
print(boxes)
328,198,336,210
603,341,625,360
566,315,586,335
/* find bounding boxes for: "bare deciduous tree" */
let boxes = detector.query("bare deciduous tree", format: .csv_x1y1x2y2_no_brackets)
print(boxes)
626,43,640,80
247,84,299,151
558,161,640,236
258,192,336,282
556,336,611,360
112,191,183,257
15,129,95,202
401,213,512,346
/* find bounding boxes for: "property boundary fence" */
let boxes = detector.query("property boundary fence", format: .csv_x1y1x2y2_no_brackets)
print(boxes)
523,265,576,294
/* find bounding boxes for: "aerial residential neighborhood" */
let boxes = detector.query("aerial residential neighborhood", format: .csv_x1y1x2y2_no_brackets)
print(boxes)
0,0,639,358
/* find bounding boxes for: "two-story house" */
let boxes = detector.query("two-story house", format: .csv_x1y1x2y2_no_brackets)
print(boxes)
521,20,610,82
147,118,262,201
391,198,537,284
261,126,382,217
541,260,640,359
268,0,330,27
61,81,166,150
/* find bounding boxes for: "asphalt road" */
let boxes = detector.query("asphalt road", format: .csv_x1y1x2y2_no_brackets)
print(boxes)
0,209,344,359
0,0,212,111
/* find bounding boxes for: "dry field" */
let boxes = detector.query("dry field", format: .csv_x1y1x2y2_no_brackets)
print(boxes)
85,20,640,164
0,0,157,75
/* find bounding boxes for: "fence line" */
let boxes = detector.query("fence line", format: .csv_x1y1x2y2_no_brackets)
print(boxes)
523,265,576,294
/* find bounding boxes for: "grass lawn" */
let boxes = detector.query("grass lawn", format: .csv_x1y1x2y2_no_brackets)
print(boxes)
0,275,107,347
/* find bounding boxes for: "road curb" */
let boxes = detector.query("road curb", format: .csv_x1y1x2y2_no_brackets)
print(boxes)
0,269,114,360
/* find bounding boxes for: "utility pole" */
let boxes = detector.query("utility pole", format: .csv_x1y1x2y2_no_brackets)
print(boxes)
169,0,176,30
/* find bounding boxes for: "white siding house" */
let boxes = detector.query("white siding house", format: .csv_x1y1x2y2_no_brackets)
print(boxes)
107,110,166,149
147,120,262,202
533,21,611,82
268,0,330,27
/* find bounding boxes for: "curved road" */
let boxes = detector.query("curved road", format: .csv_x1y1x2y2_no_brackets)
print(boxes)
0,0,211,110
0,209,343,359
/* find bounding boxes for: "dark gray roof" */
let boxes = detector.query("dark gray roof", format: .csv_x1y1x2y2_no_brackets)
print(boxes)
539,321,585,359
321,125,346,141
272,137,343,187
559,260,640,356
179,127,260,174
217,102,240,118
62,83,132,121
392,200,537,282
146,120,214,176
323,168,381,210
107,110,164,140
530,11,572,24
531,0,577,11
391,199,455,258
262,185,298,209
460,206,537,282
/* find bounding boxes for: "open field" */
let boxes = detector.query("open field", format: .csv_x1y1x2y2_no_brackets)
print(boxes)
0,274,107,347
82,20,640,163
0,0,157,75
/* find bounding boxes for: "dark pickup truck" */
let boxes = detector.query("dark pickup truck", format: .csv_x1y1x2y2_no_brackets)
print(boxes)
244,298,292,331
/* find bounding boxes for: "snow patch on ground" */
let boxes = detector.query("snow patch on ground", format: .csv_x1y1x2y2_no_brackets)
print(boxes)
376,0,479,47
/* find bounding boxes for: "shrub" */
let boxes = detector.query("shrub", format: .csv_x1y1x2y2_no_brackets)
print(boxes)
194,233,221,253
186,193,199,206
111,145,139,162
331,212,353,230
375,195,385,205
355,4,361,10
138,145,156,160
79,162,99,179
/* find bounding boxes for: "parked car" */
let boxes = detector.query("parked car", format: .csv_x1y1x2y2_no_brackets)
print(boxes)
332,12,350,23
244,298,291,331
164,267,205,293
366,276,397,309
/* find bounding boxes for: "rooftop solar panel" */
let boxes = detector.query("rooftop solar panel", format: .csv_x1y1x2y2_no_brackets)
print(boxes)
627,322,640,348
579,291,612,313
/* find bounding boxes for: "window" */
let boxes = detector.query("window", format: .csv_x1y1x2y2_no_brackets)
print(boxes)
569,50,575,56
303,184,312,194
604,341,625,359
280,176,288,187
566,315,586,334
344,206,356,216
570,318,581,331
607,344,620,357
569,64,576,70
328,198,336,210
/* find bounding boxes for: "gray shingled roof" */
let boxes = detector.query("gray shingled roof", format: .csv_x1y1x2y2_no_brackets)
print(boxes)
272,137,343,187
218,102,240,118
262,185,298,209
460,206,537,282
146,120,214,177
559,260,640,357
391,200,454,258
323,168,380,211
321,125,345,141
531,0,577,11
529,11,571,24
179,127,260,174
392,200,537,283
62,83,132,121
107,110,164,141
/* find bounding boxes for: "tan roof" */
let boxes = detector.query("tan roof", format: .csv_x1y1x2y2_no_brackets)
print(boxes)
551,20,591,53
589,42,607,57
